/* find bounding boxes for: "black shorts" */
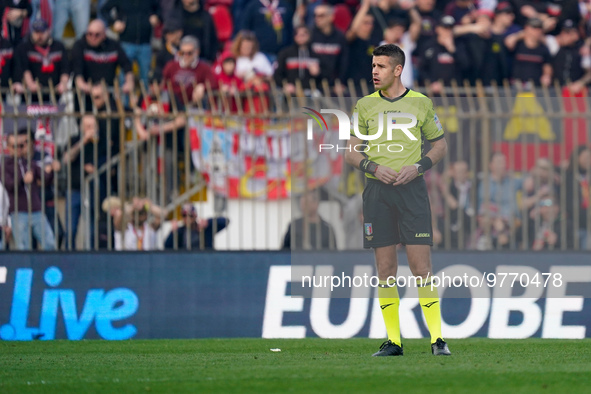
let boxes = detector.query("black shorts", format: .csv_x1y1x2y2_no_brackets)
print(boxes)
362,176,433,248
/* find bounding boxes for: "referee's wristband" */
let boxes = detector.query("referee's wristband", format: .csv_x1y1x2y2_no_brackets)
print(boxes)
416,157,433,172
359,158,379,174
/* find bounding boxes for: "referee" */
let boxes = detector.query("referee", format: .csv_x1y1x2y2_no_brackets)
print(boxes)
344,44,450,356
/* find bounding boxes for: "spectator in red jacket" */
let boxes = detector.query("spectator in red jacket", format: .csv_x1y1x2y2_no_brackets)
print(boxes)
162,35,218,107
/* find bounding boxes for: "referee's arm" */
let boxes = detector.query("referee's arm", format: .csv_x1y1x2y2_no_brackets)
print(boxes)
393,137,448,186
345,136,398,184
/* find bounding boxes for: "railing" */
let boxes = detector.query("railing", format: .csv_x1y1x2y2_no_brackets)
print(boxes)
0,78,590,251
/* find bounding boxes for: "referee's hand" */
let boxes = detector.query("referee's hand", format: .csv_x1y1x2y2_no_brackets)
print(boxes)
392,165,419,186
375,166,398,184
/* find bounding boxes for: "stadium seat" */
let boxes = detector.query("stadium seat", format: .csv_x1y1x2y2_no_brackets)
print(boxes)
333,4,352,33
209,5,233,44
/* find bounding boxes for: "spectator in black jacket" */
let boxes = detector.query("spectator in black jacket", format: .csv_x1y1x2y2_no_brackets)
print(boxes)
13,19,69,102
152,20,183,83
274,25,320,94
164,203,229,250
0,0,32,46
548,19,591,93
505,17,552,87
101,0,161,88
165,0,218,62
238,0,294,61
419,16,470,92
310,4,349,92
72,19,133,95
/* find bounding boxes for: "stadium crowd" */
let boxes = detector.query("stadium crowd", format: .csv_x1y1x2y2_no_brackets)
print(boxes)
0,0,590,251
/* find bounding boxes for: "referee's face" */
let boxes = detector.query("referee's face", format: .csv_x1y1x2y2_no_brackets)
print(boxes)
372,56,399,91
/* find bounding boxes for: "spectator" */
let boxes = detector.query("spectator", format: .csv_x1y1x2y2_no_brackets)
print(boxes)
509,0,557,28
419,15,470,92
381,11,421,88
470,202,513,250
162,35,218,106
0,32,14,88
61,114,107,249
164,203,229,249
478,152,523,221
345,0,376,92
52,0,90,40
101,0,161,89
442,160,474,248
237,0,294,61
112,197,163,251
165,0,218,62
1,0,32,46
564,145,591,249
480,2,519,85
413,0,441,70
274,25,320,95
232,30,274,86
505,17,553,87
282,190,337,250
81,85,121,248
214,50,244,111
152,20,183,83
133,93,187,202
0,179,10,250
0,128,58,250
547,19,591,93
310,4,349,92
528,195,562,251
72,19,133,95
451,9,495,84
13,19,69,101
375,0,411,31
444,0,477,24
522,157,560,214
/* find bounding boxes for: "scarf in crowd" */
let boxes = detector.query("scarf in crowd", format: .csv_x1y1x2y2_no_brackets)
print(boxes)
260,0,283,43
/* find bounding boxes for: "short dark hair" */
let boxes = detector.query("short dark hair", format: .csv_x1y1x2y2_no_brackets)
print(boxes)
373,44,405,69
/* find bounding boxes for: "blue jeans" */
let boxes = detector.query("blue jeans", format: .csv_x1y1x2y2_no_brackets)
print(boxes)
120,42,152,88
53,0,90,40
10,211,56,250
64,190,82,249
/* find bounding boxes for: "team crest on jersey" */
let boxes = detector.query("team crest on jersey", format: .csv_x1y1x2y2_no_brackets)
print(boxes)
364,223,373,236
434,112,443,131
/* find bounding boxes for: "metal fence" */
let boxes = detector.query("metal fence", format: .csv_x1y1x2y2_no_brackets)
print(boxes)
0,79,589,251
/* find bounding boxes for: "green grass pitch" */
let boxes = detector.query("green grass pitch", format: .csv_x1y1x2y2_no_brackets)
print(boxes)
1,338,590,393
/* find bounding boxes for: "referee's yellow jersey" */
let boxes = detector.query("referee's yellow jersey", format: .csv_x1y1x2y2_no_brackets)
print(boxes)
351,89,444,178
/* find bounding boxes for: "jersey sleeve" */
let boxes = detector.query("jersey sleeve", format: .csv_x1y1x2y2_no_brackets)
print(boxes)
351,101,368,137
421,99,445,142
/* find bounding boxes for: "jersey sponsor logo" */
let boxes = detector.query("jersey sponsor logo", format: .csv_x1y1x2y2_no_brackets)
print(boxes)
380,303,395,310
83,50,119,64
311,43,342,55
434,112,443,132
422,301,438,308
415,233,430,238
515,53,544,63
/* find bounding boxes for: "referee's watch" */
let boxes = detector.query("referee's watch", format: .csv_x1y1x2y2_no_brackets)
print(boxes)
414,163,424,175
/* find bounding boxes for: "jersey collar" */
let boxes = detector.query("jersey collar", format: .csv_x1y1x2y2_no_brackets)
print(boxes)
378,88,409,103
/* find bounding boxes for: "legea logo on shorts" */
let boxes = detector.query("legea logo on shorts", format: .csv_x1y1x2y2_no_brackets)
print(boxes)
303,107,417,153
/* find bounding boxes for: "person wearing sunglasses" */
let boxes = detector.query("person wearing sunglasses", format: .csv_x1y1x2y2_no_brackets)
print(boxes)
161,35,218,106
71,19,133,95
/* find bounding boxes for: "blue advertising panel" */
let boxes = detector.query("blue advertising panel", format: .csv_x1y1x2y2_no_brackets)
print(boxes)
0,251,589,340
